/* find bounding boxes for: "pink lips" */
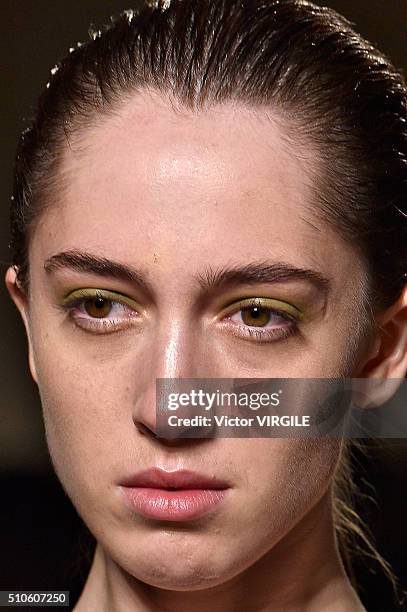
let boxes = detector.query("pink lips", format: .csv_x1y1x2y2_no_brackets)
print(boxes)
119,467,230,521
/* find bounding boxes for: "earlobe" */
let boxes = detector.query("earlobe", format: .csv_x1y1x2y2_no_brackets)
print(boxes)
4,266,38,385
353,286,407,407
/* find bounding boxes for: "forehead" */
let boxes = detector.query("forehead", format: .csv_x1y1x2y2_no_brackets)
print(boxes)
32,92,362,290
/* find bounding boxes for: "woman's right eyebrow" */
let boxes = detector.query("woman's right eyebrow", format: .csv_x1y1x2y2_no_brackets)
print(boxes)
44,249,154,294
43,249,331,300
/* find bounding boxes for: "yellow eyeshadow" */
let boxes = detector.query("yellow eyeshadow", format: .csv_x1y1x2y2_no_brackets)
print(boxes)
221,297,305,321
62,288,139,310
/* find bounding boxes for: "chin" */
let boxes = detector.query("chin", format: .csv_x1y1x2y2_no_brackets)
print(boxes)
126,561,233,591
107,535,242,591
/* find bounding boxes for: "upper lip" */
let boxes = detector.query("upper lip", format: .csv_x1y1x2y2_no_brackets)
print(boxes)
119,467,230,490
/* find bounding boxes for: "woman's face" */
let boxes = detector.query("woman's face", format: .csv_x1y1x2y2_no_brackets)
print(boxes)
14,93,371,589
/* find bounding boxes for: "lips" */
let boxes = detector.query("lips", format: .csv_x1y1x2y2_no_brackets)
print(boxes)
120,467,229,490
119,467,230,521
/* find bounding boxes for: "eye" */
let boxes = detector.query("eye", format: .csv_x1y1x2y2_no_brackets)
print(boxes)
220,297,303,343
58,289,141,334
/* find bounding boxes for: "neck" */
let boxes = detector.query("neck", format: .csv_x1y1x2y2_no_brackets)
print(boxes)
74,490,365,612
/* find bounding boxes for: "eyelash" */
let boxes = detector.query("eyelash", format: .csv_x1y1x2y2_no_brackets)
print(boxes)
58,291,139,335
222,305,299,343
58,291,301,342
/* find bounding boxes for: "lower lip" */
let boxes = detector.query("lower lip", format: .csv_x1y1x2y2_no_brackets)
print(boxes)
121,487,228,521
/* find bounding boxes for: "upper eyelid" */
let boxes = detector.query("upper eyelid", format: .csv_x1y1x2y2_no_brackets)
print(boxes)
219,297,304,321
64,288,127,301
62,288,140,311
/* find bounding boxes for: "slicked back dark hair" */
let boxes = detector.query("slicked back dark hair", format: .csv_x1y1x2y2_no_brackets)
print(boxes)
7,0,407,603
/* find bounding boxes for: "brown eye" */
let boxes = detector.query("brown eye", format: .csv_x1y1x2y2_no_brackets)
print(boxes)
84,296,112,318
241,306,271,327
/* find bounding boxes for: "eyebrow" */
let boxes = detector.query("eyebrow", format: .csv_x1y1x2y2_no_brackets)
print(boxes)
196,262,330,295
44,249,331,297
44,250,155,296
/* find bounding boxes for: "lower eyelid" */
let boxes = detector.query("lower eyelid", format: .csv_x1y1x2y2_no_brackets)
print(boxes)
66,308,139,335
223,321,297,344
61,298,140,331
220,309,299,342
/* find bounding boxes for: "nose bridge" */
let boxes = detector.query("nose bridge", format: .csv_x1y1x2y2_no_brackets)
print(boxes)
158,329,184,381
153,316,198,379
132,311,206,439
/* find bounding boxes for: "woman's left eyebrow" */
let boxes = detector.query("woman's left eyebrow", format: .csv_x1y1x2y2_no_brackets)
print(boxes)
195,261,331,297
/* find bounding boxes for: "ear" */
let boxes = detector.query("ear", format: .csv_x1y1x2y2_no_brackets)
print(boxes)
353,286,407,407
5,266,38,384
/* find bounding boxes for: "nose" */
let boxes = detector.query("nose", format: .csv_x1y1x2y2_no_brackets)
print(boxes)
131,322,215,443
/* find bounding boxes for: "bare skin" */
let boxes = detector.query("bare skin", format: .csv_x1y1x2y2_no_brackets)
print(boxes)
6,90,407,611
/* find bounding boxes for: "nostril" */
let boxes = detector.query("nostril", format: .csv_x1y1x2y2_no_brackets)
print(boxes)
133,419,160,439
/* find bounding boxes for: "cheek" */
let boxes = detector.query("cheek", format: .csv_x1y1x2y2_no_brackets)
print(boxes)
198,439,342,582
233,438,341,537
31,335,133,495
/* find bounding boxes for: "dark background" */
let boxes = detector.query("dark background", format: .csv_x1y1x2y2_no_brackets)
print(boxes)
0,1,406,610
